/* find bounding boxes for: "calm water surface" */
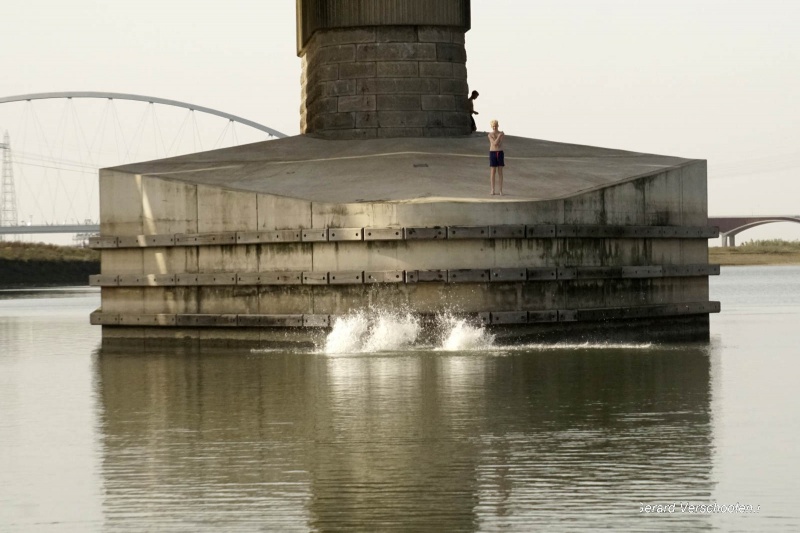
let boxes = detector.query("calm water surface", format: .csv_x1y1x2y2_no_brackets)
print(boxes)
1,267,799,532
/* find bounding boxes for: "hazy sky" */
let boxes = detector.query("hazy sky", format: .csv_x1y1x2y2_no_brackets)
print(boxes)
1,0,799,241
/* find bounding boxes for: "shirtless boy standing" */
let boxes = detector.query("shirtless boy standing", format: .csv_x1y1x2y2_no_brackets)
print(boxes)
488,120,505,195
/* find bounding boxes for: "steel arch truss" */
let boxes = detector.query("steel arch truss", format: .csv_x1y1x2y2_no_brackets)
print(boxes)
0,91,287,138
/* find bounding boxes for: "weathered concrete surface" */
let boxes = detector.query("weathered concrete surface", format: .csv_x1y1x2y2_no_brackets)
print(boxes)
95,133,714,345
109,135,697,206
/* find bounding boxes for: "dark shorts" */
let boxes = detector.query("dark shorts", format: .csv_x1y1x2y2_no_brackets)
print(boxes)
489,151,505,167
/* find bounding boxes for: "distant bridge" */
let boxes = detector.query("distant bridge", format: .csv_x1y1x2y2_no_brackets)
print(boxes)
709,216,800,246
0,91,287,238
0,224,98,235
0,91,287,138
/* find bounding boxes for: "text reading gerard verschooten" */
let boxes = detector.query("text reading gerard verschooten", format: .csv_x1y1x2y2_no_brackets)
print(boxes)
639,502,761,514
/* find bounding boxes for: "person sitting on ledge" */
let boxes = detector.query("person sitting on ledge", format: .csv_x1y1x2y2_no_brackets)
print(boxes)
488,119,505,196
468,90,479,132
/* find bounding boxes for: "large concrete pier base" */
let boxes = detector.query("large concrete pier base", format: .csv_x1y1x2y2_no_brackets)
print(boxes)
90,0,720,347
90,135,719,347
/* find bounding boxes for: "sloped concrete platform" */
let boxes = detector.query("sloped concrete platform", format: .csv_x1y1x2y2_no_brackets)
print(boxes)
109,134,694,204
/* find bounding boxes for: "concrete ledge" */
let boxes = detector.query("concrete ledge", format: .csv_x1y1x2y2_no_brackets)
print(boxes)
91,224,720,250
91,301,721,331
91,264,720,287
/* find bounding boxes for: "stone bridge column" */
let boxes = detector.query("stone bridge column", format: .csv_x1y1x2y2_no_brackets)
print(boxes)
297,0,472,139
720,233,736,247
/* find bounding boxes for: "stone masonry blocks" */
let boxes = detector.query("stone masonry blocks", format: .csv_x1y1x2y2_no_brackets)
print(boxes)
301,25,471,137
357,78,440,95
322,79,356,97
355,112,378,128
440,79,469,95
420,61,455,78
339,95,376,112
377,95,421,111
426,112,444,127
314,112,355,130
377,111,429,128
422,95,456,111
436,43,467,63
418,27,453,43
377,26,417,42
338,61,376,79
357,42,437,62
443,112,470,128
308,97,338,117
316,27,377,48
377,61,419,77
314,44,357,64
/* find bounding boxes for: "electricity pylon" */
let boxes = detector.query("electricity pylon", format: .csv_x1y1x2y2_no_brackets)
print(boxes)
0,131,18,234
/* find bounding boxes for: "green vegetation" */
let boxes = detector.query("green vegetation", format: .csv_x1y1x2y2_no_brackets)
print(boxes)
0,242,99,287
710,239,800,265
734,239,800,252
0,241,99,262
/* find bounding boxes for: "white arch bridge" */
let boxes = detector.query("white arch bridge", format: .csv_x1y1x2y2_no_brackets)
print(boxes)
710,216,800,247
0,91,287,237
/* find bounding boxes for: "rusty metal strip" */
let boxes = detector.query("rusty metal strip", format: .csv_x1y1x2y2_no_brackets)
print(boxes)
91,224,721,250
364,227,404,241
447,226,490,239
97,262,719,289
328,228,364,241
117,314,177,326
91,301,721,329
174,232,236,246
404,227,446,240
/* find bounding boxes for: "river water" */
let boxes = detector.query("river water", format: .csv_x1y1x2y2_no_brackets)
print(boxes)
1,266,798,532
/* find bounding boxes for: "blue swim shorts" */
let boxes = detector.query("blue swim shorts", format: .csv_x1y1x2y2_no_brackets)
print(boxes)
489,151,505,167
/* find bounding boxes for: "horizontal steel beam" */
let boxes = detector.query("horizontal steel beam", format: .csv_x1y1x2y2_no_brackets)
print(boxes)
0,224,99,235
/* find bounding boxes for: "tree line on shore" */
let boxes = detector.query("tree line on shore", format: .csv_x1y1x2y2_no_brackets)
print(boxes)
0,242,99,287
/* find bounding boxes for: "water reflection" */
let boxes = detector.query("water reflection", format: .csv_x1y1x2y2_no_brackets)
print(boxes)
95,346,713,531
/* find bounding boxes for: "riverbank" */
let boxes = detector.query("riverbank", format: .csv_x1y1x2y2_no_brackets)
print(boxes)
0,242,99,287
710,239,800,266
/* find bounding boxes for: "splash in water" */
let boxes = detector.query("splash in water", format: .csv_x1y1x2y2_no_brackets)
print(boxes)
321,309,496,354
323,310,422,354
437,314,496,352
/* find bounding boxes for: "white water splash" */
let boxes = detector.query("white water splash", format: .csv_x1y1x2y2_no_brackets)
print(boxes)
438,315,496,352
324,312,371,354
362,312,421,352
323,310,422,354
321,310,496,354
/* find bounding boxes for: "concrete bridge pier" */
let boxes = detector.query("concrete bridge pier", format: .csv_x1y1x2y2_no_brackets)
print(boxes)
720,233,735,247
89,0,721,346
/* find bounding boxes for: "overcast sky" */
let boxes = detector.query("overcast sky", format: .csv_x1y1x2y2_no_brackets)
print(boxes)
1,0,799,241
